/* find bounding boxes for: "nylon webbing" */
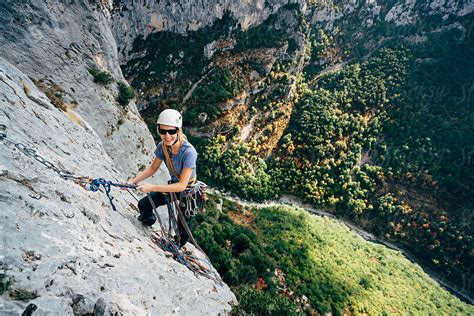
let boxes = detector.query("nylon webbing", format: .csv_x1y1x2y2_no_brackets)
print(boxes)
161,140,196,186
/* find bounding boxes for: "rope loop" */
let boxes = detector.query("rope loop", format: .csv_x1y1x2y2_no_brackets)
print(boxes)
148,192,222,285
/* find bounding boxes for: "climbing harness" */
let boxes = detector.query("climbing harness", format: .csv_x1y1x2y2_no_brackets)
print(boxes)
161,140,208,217
1,128,220,283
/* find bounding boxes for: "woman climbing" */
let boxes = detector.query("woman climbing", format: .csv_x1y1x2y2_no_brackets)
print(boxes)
128,109,198,247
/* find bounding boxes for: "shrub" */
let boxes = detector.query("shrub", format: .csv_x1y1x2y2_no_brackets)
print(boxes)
32,78,67,111
231,286,299,315
117,81,136,106
88,67,114,85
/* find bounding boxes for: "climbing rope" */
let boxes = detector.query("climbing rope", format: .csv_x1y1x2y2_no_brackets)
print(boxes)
0,131,136,211
2,130,144,222
89,178,137,211
148,193,222,284
1,129,221,284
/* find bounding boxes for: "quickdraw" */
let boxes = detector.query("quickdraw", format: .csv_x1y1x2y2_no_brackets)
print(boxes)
179,181,207,217
89,178,137,211
161,140,208,217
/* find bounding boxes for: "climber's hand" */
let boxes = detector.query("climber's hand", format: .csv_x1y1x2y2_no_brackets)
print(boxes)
121,179,137,190
137,182,155,193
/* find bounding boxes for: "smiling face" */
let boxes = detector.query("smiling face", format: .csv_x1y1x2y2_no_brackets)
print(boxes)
158,124,180,146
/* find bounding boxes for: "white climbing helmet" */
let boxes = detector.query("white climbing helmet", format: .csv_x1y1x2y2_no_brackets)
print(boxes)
157,109,182,128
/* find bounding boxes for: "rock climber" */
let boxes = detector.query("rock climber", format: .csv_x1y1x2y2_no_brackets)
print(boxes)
128,109,198,247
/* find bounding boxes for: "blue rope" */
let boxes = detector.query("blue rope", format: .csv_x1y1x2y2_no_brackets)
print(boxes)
89,178,137,211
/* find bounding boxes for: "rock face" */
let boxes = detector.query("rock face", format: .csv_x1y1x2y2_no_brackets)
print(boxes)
110,0,474,62
0,1,235,314
0,0,154,178
110,0,305,61
310,0,473,29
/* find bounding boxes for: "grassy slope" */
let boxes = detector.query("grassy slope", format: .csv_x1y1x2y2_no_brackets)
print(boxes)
257,207,469,314
193,195,473,315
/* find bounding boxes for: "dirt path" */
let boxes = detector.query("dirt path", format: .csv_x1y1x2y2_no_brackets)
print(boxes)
182,68,215,104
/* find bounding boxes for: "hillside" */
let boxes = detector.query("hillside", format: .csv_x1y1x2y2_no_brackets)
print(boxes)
122,0,474,297
193,193,474,314
1,0,471,314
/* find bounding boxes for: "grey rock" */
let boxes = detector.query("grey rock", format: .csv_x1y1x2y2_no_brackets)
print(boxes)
198,112,208,123
94,297,107,316
204,41,218,59
21,303,38,316
0,0,153,178
0,1,236,313
0,54,235,316
110,0,306,61
71,294,94,315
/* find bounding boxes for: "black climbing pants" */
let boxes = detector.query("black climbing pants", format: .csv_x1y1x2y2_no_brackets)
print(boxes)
137,191,192,247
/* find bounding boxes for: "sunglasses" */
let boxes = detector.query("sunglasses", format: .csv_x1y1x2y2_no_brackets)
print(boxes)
158,127,179,135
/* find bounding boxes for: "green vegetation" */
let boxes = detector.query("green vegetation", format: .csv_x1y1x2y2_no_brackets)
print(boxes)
198,35,473,290
199,46,408,205
122,0,473,298
274,47,410,211
231,286,299,315
122,13,236,101
185,67,244,124
194,197,273,286
378,23,474,204
117,81,136,106
304,29,336,79
193,195,472,314
196,136,275,201
88,67,114,85
367,24,474,286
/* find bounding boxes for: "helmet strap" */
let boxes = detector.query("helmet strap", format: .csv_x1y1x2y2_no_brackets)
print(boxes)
171,134,179,147
166,130,180,152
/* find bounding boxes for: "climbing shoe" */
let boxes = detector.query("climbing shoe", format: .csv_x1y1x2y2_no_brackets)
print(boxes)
141,214,156,226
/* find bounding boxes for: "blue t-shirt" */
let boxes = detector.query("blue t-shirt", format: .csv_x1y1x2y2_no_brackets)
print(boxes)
154,140,197,183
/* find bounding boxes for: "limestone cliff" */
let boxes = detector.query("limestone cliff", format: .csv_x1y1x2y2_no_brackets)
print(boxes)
0,1,235,314
109,0,306,62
